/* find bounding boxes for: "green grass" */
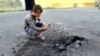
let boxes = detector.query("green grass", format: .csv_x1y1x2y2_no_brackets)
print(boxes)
0,6,24,13
0,0,23,13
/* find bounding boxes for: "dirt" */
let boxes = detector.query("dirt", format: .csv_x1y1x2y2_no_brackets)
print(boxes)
14,24,100,56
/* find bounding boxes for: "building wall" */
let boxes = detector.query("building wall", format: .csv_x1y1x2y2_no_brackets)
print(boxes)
35,0,96,8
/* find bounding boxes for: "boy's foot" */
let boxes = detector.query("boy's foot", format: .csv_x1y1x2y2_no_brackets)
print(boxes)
37,35,46,41
28,37,36,42
40,36,45,40
28,35,37,42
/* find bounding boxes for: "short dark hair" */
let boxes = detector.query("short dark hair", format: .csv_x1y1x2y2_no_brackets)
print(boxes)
32,5,43,13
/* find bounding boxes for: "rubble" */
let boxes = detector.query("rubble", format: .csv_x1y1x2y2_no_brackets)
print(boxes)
15,23,100,56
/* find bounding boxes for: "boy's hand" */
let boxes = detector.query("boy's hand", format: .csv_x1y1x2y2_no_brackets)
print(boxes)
43,27,48,30
43,25,48,30
42,24,49,30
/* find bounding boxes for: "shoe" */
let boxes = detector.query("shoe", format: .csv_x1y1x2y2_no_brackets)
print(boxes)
37,35,45,41
28,35,37,42
40,36,45,40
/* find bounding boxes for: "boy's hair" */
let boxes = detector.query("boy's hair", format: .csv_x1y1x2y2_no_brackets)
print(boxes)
32,5,43,13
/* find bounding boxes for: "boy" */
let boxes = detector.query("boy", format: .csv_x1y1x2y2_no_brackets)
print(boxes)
24,5,48,40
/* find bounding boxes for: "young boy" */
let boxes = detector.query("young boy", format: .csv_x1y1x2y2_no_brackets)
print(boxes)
24,5,48,40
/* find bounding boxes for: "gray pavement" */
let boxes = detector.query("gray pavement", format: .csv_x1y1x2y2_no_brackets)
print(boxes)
0,8,100,56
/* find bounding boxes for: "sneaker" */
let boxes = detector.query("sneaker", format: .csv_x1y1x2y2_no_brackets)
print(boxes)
28,35,37,42
41,36,45,40
28,34,36,38
37,35,45,41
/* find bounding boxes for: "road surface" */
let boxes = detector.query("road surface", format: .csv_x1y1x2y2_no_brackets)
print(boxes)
0,8,100,56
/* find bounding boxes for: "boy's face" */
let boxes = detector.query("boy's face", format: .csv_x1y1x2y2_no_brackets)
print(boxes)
32,10,42,17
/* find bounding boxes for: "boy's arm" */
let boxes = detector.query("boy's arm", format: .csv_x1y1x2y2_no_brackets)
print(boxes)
27,18,47,31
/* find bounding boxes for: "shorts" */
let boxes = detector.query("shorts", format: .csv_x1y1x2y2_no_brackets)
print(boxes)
25,27,38,37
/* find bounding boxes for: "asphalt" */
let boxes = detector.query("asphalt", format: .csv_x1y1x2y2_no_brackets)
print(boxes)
0,8,100,56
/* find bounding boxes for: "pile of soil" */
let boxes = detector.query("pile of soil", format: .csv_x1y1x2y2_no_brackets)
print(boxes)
15,23,100,56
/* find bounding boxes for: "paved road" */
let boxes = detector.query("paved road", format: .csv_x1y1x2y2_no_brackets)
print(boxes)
0,8,100,56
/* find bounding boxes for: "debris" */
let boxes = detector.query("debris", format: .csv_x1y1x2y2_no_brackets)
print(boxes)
15,23,97,56
1,53,7,56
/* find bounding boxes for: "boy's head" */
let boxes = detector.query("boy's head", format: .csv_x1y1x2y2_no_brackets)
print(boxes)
31,5,43,17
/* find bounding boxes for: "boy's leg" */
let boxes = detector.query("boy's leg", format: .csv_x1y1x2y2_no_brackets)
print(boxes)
35,23,49,40
38,23,49,40
36,30,46,40
27,28,37,38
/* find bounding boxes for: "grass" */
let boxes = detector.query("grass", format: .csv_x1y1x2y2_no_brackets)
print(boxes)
0,0,23,13
0,6,24,13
